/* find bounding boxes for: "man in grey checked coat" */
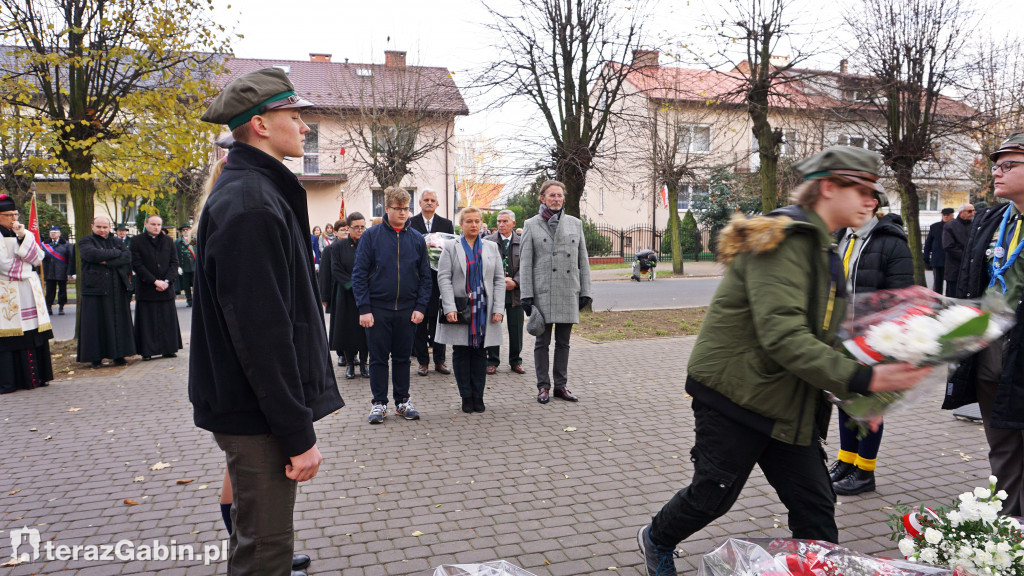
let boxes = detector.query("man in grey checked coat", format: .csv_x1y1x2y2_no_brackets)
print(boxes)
519,180,592,404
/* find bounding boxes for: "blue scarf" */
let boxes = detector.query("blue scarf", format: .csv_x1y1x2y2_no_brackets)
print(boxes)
462,236,487,348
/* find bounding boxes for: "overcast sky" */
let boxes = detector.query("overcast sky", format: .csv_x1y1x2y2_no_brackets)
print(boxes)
211,0,1018,186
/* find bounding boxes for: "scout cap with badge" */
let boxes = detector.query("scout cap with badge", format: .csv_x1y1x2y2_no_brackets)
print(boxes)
989,132,1024,162
793,145,888,207
201,67,314,130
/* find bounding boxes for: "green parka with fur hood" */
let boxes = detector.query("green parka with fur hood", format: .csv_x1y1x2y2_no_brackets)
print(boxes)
686,205,873,446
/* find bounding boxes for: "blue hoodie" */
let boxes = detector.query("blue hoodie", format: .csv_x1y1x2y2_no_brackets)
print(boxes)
352,213,432,314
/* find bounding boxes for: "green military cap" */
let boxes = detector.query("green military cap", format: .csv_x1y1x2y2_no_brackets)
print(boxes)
793,145,885,198
989,132,1024,161
201,68,314,130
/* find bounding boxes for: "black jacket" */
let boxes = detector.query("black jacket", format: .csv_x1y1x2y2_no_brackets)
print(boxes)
923,220,946,268
188,142,343,457
837,214,914,297
130,233,179,302
943,216,972,282
352,214,432,314
944,202,1024,429
78,233,132,296
408,213,454,235
41,238,74,279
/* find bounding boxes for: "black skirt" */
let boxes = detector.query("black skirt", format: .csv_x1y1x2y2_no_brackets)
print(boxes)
134,300,182,357
0,328,53,393
77,293,136,362
328,286,367,356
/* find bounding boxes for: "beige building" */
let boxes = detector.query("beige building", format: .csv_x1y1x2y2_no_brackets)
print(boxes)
584,51,976,230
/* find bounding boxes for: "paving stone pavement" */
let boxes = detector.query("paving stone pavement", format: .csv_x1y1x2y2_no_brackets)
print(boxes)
0,331,994,576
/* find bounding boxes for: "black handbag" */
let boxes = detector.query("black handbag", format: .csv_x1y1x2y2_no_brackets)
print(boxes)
440,296,471,325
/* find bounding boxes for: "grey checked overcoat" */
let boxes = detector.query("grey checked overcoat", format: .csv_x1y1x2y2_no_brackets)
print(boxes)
519,212,592,324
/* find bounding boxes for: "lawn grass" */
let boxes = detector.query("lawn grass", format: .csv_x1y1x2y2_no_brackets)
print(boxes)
575,308,706,341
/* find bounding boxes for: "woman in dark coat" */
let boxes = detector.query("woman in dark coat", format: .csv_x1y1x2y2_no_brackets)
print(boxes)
829,197,914,495
130,215,182,360
320,212,368,379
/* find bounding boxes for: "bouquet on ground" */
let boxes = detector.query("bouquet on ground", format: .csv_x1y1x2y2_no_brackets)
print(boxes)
424,232,459,271
890,476,1024,576
697,537,951,576
829,286,1015,429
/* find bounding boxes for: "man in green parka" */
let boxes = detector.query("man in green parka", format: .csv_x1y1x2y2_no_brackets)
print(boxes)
637,146,933,576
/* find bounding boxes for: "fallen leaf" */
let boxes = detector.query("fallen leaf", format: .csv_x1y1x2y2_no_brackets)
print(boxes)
28,427,37,432
67,407,81,412
150,462,170,471
176,479,195,485
44,435,52,441
123,499,140,506
609,568,618,571
545,559,551,565
8,489,21,495
435,504,441,508
133,476,144,483
197,485,208,490
1,557,24,567
562,427,577,432
411,531,424,537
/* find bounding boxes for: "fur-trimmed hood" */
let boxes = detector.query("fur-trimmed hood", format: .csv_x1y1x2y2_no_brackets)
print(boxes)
717,205,825,266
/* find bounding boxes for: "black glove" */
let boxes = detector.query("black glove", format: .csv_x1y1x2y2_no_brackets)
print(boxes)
521,298,533,316
578,296,592,310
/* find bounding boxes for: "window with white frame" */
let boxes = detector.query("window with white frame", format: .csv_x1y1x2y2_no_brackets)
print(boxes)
372,188,416,218
676,183,709,211
677,125,712,153
303,123,319,175
837,134,876,150
49,193,67,216
918,190,940,212
780,130,799,156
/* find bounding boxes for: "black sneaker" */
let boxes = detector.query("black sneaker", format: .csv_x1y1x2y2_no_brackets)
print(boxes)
833,467,875,495
637,524,677,576
828,460,854,483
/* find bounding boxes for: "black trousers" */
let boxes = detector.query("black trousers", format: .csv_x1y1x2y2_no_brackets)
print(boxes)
415,272,446,365
45,279,67,308
649,400,837,548
180,271,194,304
930,266,944,295
487,300,524,367
534,323,573,390
453,345,488,399
367,307,415,405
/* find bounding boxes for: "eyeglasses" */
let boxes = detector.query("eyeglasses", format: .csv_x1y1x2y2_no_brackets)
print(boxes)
350,225,366,230
962,209,975,214
0,211,17,217
387,206,410,213
992,160,1024,174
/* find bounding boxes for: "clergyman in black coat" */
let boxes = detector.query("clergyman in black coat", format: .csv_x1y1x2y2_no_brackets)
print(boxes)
130,215,182,360
407,189,455,374
77,216,135,367
942,203,975,296
923,208,954,293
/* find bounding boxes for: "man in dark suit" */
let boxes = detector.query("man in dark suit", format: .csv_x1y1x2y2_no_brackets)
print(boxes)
923,207,954,294
41,225,73,315
943,203,975,296
175,223,196,307
407,188,454,376
485,210,525,374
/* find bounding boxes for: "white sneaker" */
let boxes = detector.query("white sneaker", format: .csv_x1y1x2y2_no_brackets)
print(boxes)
395,401,420,420
368,403,387,424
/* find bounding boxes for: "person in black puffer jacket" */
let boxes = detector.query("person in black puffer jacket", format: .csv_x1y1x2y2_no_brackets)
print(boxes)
829,195,914,495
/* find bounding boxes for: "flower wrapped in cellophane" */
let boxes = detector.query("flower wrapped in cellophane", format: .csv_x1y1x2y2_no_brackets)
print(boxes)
828,286,1015,431
889,476,1024,576
697,537,951,576
424,232,459,271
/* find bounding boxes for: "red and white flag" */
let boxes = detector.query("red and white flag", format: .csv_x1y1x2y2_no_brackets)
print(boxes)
659,184,669,209
28,193,40,245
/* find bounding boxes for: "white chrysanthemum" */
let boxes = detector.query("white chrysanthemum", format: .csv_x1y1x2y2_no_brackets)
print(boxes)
924,527,944,545
976,486,992,499
947,510,963,526
900,316,944,360
864,321,905,357
996,542,1011,553
983,320,1004,341
994,551,1013,568
960,491,978,504
975,550,994,565
936,305,982,331
899,538,917,557
980,505,999,522
960,501,982,522
990,475,998,485
996,490,1008,501
919,548,939,564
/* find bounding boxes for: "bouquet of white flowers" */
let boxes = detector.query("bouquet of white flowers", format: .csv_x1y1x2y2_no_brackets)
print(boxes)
424,232,459,271
828,287,1015,433
890,477,1024,576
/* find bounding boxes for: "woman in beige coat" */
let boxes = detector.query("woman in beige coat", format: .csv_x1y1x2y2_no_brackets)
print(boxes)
435,206,505,413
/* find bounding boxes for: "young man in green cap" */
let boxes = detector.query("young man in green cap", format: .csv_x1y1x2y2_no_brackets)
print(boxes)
189,67,343,576
944,132,1024,516
636,146,931,576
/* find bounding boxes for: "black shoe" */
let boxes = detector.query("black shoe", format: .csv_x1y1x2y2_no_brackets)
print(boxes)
537,387,550,404
58,307,65,315
833,467,875,495
113,358,127,366
360,363,369,378
91,361,102,369
141,356,152,361
292,554,311,571
162,353,177,359
48,307,53,316
338,355,347,367
462,398,473,413
186,302,192,307
473,397,485,412
345,365,356,380
828,460,855,483
637,524,678,575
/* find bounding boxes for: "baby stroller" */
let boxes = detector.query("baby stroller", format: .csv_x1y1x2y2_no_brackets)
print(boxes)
631,249,657,282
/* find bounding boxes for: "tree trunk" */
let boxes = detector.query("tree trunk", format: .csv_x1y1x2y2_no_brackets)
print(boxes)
66,151,96,340
894,164,927,287
557,166,587,219
667,184,683,274
751,112,780,215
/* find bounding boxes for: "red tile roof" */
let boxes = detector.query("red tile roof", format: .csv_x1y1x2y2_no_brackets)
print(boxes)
218,56,469,116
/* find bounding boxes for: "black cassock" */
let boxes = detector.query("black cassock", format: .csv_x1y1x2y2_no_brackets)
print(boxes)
77,233,136,362
130,233,182,357
319,238,367,363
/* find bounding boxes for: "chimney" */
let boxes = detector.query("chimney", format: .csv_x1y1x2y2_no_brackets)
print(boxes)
840,59,848,74
385,50,406,68
631,49,659,68
309,53,332,63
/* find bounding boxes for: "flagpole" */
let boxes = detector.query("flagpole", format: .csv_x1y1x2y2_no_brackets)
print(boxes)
31,187,44,284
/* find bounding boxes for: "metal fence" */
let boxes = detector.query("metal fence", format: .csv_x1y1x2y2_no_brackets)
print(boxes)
589,224,716,262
